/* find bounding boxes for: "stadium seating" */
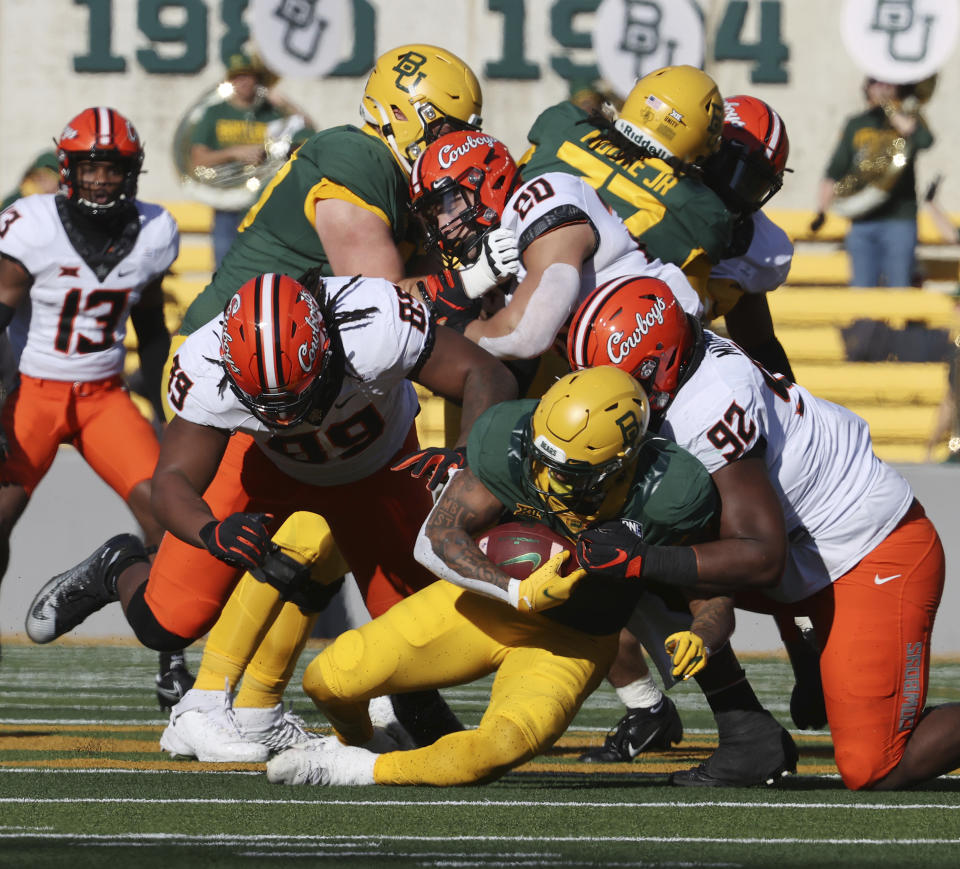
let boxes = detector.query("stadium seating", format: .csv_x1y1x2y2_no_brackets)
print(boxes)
760,209,960,463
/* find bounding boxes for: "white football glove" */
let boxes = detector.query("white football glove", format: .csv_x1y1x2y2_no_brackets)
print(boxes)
459,226,520,299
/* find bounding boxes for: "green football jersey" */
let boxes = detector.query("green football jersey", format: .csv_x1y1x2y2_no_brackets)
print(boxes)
523,101,733,268
179,125,409,334
466,399,719,635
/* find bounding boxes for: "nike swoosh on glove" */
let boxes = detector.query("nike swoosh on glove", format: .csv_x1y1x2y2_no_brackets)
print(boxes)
199,512,274,570
576,519,647,580
391,446,467,491
510,551,586,614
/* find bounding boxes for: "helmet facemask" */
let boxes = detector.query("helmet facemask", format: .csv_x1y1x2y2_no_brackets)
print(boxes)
413,171,495,267
522,367,650,533
702,138,784,214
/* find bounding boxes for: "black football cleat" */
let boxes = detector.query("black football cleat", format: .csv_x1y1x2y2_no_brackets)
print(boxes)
580,696,684,762
390,689,465,747
25,534,146,644
669,709,798,787
156,651,196,711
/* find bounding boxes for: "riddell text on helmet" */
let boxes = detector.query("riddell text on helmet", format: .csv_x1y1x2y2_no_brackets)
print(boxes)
606,296,666,365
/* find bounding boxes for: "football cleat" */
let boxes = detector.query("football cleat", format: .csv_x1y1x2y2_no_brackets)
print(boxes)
159,687,269,763
156,652,196,711
368,694,416,751
389,689,465,747
580,696,684,763
266,737,377,787
669,709,798,787
25,534,145,644
233,702,319,754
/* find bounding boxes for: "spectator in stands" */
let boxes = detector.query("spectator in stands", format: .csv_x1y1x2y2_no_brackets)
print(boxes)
188,50,313,268
812,77,934,288
1,151,60,210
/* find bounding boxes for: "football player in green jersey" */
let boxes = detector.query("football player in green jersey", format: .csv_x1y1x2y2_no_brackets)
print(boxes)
521,67,795,380
521,65,729,293
158,45,511,762
266,367,733,788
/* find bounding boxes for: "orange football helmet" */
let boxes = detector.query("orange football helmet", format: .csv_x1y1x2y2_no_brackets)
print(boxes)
566,276,695,414
56,106,144,216
702,95,790,213
221,273,334,428
409,130,518,266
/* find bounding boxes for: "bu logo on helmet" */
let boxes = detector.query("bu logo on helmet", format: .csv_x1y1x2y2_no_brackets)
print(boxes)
393,51,428,89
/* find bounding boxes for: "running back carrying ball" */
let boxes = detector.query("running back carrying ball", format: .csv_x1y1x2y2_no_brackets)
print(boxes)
476,521,577,581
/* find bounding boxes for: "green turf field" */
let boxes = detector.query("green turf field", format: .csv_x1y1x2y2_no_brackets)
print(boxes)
2,641,959,868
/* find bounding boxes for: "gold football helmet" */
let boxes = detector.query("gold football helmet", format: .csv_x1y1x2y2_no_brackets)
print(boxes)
615,65,723,165
360,44,483,174
525,368,650,529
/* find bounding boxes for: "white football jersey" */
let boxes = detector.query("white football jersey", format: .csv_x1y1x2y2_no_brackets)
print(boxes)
500,171,702,317
710,210,793,297
0,194,179,382
658,331,914,602
168,276,428,486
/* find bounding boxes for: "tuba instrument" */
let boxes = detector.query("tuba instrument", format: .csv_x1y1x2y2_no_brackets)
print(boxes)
831,74,936,218
172,80,307,212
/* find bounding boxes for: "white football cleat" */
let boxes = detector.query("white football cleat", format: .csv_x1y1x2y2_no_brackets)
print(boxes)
266,736,377,786
367,695,416,750
233,702,318,753
159,687,269,763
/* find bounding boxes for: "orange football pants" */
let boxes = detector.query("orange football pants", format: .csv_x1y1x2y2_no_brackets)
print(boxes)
738,501,944,790
144,425,435,640
0,373,159,497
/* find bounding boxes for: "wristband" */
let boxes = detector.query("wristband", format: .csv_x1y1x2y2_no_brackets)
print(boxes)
640,545,699,586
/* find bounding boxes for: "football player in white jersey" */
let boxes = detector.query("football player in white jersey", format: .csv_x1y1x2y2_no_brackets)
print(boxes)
406,130,800,787
405,130,699,371
0,106,193,700
567,276,959,790
593,96,828,759
25,271,516,751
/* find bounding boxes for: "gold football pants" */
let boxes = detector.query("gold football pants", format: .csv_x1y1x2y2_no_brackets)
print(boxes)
303,579,618,786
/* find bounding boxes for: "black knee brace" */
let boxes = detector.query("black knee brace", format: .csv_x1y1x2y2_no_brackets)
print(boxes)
126,582,194,652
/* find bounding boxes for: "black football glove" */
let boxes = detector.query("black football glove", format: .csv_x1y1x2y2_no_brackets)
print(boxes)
809,211,826,233
199,511,273,570
391,446,467,491
416,270,483,333
576,519,647,580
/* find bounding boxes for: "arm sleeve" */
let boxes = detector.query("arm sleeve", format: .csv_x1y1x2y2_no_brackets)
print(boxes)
477,263,581,360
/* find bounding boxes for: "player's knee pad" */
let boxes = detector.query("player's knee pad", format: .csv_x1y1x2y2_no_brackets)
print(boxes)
126,582,195,652
303,627,400,705
274,512,348,578
834,743,893,791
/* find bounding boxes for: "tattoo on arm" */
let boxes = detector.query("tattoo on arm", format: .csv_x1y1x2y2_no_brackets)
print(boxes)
426,470,512,592
688,595,735,651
